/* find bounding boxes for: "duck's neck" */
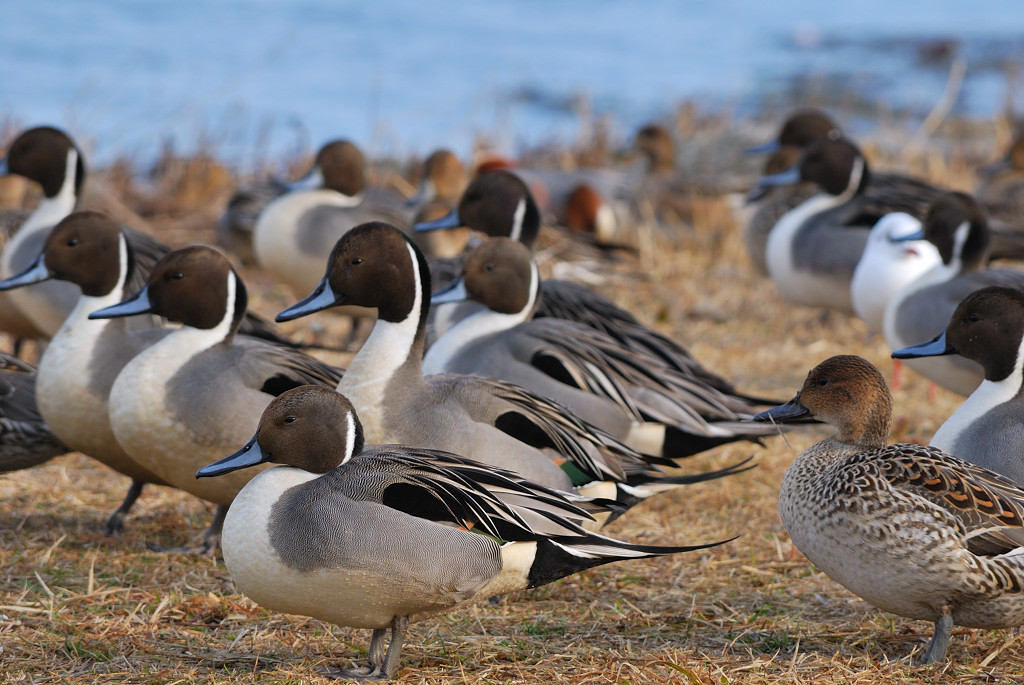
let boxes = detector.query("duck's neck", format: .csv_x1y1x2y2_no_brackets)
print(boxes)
340,242,429,403
4,149,80,278
422,265,538,375
160,272,238,356
932,334,1024,453
20,148,80,235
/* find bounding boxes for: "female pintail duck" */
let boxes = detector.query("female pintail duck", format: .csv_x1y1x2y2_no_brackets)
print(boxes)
424,237,783,459
406,148,468,209
0,126,86,340
415,171,747,395
882,192,1024,396
755,354,1024,664
276,222,750,521
0,352,68,473
849,212,942,334
90,245,342,552
196,385,728,680
252,139,410,299
893,287,1024,486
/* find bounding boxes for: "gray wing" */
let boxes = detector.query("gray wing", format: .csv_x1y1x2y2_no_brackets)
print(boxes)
0,353,69,472
227,336,344,395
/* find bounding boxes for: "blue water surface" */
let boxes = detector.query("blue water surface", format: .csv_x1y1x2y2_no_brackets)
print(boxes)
2,1,1023,166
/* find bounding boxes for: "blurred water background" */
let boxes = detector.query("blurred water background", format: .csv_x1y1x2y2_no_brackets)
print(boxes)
2,0,1023,167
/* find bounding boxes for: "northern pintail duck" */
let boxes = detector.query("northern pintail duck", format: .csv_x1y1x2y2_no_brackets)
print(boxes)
197,385,727,680
882,192,1024,396
893,287,1024,485
424,237,783,458
754,136,881,312
743,110,840,275
745,109,840,155
415,171,748,395
0,126,86,339
276,222,748,515
756,354,1024,664
631,123,695,230
90,245,342,551
407,148,468,209
0,211,177,533
253,139,410,299
849,212,942,333
750,116,1024,271
0,352,68,472
743,146,817,276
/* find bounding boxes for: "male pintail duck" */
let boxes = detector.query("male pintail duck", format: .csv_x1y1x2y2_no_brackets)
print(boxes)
743,145,817,276
849,212,942,334
750,118,1024,271
0,211,178,533
754,136,885,312
197,385,730,680
882,192,1024,396
0,352,68,473
893,287,1024,485
0,126,86,340
755,354,1024,664
744,109,840,155
252,139,410,299
90,245,342,552
0,211,310,533
276,222,750,520
424,237,783,458
415,171,749,395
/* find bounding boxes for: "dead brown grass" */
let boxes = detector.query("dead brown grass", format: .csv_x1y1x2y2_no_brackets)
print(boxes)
3,110,1024,683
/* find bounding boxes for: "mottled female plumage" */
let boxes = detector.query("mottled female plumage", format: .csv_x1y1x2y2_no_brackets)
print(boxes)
757,355,1024,664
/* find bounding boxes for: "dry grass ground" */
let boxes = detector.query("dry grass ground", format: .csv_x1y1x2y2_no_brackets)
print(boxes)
2,111,1024,683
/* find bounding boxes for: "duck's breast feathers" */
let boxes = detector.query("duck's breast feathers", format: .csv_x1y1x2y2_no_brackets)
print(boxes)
849,444,1024,555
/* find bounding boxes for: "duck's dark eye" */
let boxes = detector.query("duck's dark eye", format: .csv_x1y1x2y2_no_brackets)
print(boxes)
171,272,184,280
284,416,296,424
66,238,79,247
968,313,981,322
351,257,363,265
816,377,829,387
485,263,495,271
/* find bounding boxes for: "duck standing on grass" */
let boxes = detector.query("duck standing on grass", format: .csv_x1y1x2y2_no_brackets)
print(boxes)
755,355,1024,664
197,385,730,681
